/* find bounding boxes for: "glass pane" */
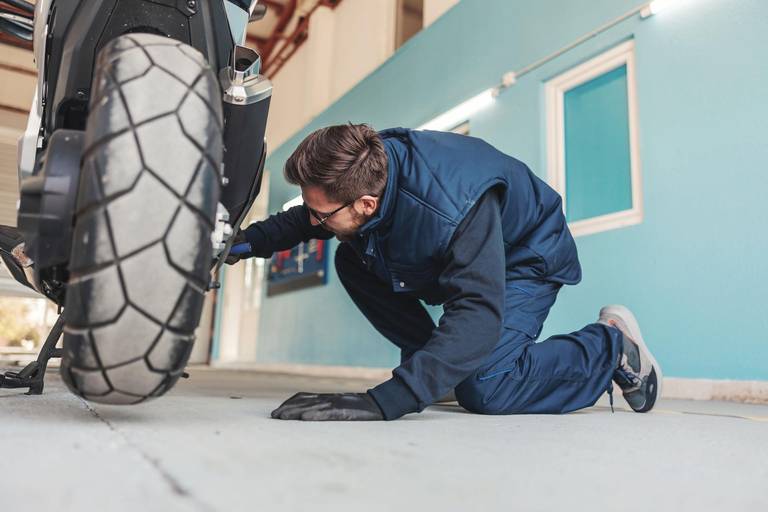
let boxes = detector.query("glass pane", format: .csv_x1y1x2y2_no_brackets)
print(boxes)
563,64,632,222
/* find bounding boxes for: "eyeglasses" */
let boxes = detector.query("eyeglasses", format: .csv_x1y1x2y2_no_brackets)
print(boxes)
306,201,354,225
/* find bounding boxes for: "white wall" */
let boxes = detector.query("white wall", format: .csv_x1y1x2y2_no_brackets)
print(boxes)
0,44,36,226
264,0,398,152
263,0,460,152
0,45,37,296
0,45,35,112
214,170,270,363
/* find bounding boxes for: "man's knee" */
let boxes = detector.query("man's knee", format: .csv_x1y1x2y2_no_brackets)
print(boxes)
455,375,532,415
455,379,503,415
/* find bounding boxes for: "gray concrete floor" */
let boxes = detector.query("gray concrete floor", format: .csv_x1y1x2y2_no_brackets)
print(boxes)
2,367,767,512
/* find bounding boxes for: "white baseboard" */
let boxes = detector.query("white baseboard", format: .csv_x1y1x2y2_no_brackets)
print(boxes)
661,377,768,404
200,363,768,405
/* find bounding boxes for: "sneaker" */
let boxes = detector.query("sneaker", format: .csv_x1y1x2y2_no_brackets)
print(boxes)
599,305,662,413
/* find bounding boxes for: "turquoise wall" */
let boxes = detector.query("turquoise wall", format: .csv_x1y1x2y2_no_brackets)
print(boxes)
251,0,768,380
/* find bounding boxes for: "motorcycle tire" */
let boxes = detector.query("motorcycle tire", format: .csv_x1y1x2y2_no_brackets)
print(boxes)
60,34,223,404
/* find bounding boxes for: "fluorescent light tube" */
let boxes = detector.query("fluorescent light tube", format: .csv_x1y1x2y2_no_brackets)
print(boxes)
282,194,304,211
641,0,680,18
418,89,496,131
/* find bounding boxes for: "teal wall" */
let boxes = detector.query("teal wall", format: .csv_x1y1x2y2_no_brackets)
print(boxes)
252,0,768,380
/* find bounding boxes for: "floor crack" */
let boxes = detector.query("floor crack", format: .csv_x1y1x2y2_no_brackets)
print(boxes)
79,398,215,512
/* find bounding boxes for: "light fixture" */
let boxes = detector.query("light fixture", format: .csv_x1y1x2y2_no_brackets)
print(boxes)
282,194,303,211
501,71,517,88
417,88,496,131
640,0,679,18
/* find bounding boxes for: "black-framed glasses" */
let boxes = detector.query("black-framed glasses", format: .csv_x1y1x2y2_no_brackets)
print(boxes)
307,201,354,225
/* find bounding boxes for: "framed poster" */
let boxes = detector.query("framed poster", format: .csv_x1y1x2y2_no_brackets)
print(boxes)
266,239,329,297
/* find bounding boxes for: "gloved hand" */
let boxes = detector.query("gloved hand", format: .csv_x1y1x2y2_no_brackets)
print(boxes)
271,392,384,421
224,230,251,265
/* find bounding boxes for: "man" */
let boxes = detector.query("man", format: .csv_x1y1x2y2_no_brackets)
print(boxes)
229,124,662,421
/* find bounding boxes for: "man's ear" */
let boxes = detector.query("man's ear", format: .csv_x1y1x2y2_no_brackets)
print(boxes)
357,195,379,216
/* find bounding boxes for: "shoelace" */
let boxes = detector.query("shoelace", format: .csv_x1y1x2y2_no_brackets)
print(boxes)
607,332,642,414
614,366,642,389
608,366,643,413
607,382,614,413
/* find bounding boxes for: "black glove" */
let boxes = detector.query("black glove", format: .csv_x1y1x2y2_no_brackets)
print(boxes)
271,392,384,421
224,230,250,265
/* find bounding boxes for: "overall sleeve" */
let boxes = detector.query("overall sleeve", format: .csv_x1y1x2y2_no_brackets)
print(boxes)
242,205,334,258
368,190,506,419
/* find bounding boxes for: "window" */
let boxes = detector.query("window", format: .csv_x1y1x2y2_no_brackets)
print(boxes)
545,40,642,237
450,121,470,135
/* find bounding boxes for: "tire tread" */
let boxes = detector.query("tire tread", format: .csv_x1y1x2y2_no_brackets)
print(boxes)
61,34,222,404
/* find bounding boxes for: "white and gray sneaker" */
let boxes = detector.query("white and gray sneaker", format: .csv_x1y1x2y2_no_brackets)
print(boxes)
599,305,662,413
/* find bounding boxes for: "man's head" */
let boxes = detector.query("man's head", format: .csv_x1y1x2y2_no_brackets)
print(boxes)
284,123,387,241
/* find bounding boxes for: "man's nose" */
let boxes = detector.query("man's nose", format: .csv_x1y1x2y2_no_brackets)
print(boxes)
309,214,320,226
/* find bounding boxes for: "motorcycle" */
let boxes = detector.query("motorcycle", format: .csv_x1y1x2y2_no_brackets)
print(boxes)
0,0,271,403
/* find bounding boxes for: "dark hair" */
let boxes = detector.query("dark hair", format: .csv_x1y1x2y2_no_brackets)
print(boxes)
284,123,387,203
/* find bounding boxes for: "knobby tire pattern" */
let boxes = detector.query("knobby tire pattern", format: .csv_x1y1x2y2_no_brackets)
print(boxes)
60,34,223,404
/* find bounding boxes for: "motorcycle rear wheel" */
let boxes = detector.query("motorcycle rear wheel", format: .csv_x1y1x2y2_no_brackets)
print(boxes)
60,33,223,404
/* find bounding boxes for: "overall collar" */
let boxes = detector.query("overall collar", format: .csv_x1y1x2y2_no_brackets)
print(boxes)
356,129,409,236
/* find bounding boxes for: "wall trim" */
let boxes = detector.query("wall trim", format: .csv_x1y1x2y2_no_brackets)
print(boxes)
202,363,768,404
207,362,391,381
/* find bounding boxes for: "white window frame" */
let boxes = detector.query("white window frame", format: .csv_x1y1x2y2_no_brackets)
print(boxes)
545,39,643,237
450,121,470,135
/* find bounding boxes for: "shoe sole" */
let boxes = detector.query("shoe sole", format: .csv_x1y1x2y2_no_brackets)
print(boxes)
600,305,663,412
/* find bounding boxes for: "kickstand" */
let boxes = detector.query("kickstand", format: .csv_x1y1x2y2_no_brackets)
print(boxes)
0,314,64,395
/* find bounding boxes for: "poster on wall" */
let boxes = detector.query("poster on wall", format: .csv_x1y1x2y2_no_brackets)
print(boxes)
266,239,329,297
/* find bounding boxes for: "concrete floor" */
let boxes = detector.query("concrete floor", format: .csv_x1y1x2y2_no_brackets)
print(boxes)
2,368,767,512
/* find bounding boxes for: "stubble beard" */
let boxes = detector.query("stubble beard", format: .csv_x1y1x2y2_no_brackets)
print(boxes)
334,210,372,242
